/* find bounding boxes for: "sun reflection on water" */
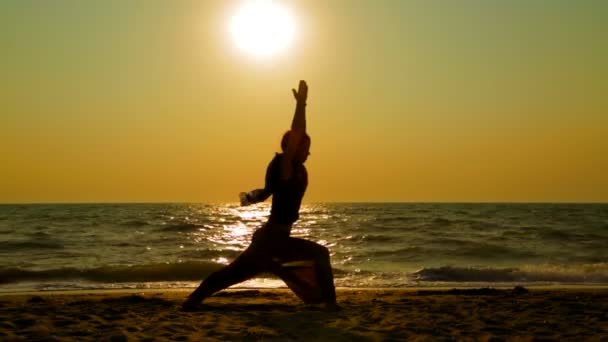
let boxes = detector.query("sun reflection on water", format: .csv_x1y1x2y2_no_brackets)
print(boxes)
196,204,271,249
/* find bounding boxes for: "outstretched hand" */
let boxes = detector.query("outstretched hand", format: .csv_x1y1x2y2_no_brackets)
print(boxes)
292,80,308,104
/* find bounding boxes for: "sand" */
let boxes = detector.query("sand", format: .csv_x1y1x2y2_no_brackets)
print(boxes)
1,287,607,341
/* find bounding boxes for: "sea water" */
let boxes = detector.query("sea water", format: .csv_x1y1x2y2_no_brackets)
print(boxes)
1,203,607,292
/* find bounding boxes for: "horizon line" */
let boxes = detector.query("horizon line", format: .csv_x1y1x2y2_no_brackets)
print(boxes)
1,201,607,205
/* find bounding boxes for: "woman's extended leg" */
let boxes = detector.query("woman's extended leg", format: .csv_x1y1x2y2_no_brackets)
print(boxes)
183,250,262,308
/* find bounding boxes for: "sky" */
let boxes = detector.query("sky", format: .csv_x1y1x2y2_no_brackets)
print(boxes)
1,0,607,203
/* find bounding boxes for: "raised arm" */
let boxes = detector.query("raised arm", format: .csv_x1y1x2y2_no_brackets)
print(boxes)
281,80,308,180
291,80,307,132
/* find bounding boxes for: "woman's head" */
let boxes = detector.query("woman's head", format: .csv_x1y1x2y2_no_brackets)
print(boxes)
281,130,311,164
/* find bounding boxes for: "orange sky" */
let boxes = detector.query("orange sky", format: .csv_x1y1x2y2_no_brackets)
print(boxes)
1,0,607,203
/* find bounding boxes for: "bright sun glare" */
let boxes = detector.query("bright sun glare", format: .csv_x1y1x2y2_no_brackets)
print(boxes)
229,1,295,58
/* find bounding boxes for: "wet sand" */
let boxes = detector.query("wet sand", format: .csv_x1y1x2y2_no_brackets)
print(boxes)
1,287,607,341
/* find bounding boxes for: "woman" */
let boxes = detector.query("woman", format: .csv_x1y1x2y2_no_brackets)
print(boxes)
182,80,338,310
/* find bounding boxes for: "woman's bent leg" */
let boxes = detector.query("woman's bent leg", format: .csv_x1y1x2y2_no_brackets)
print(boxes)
275,238,337,304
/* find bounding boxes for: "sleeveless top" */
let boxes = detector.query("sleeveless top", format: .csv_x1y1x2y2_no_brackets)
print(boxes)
266,153,308,225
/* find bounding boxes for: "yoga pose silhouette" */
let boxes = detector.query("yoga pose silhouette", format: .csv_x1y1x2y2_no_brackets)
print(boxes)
182,80,338,310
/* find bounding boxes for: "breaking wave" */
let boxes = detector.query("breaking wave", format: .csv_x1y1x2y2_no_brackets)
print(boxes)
411,263,608,283
0,261,223,284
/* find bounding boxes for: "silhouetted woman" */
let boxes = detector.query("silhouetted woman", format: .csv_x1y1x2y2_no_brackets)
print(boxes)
182,80,338,310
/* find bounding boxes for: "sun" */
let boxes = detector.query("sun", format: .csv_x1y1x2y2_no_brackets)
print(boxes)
229,1,296,58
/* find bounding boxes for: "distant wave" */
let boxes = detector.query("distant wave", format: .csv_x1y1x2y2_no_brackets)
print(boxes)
119,220,150,227
177,249,242,260
357,234,399,243
443,240,540,260
368,246,427,261
411,263,608,283
374,216,417,223
0,240,64,251
158,223,209,232
27,231,52,238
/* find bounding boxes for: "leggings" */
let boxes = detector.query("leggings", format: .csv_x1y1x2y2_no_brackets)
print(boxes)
187,224,336,304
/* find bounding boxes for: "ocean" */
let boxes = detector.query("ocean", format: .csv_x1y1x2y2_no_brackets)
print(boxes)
1,203,607,292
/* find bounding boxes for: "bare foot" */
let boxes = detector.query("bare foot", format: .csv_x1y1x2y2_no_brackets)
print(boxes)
180,299,203,312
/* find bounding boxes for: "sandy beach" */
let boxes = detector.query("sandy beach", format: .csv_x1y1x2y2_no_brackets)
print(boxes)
0,287,607,341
